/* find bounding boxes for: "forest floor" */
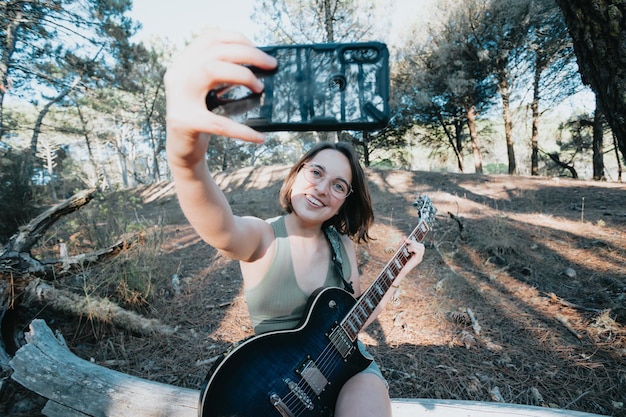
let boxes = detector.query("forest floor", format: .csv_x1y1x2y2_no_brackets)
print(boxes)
6,167,626,416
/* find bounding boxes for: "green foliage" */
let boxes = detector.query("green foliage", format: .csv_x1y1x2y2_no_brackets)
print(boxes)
484,163,509,174
1,0,139,104
69,190,145,248
36,188,171,308
0,0,612,186
0,148,42,242
544,112,595,178
81,223,168,311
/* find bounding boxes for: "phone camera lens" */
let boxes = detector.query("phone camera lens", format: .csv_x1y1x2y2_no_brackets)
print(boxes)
328,74,347,92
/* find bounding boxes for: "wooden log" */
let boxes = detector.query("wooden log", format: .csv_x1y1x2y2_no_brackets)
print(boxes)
42,402,94,417
9,319,198,417
8,321,607,417
0,280,13,371
23,280,178,337
391,399,607,417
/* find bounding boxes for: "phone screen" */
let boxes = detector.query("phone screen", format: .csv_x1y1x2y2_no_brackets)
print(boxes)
208,42,390,132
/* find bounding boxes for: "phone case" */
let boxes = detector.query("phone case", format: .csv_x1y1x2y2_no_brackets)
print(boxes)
207,42,390,132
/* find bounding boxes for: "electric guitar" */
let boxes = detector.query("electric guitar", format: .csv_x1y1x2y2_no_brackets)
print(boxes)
198,195,437,417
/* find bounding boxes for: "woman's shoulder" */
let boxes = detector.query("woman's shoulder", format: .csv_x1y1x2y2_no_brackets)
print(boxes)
265,215,284,225
326,225,355,252
339,231,355,251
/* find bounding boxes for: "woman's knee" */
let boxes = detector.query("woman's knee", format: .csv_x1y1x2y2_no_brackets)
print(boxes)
334,372,391,417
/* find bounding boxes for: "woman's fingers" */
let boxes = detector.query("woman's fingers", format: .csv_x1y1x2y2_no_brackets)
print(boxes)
165,29,277,144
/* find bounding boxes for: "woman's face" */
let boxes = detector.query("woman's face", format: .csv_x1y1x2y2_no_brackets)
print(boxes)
290,149,352,225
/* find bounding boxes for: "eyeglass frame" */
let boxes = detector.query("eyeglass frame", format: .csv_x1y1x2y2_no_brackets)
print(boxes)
300,162,353,199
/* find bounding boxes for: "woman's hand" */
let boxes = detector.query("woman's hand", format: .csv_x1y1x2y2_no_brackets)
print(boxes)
399,237,425,277
165,29,277,167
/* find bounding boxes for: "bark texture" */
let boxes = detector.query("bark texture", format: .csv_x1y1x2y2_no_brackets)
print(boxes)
555,0,626,161
9,320,198,417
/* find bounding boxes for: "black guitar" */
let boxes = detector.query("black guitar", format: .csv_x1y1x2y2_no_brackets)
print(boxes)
199,196,436,417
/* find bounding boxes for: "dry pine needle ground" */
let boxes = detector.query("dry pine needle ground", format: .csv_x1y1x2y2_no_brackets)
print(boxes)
27,168,626,417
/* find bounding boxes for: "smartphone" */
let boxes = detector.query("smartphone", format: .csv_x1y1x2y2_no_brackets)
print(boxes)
206,42,390,132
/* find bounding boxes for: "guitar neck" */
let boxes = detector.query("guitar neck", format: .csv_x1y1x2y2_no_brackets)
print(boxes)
340,218,431,341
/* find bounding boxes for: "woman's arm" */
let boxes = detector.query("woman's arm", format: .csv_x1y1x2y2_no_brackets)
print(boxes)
345,237,425,329
164,30,277,261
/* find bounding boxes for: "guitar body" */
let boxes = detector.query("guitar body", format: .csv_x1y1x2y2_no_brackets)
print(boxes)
199,287,372,417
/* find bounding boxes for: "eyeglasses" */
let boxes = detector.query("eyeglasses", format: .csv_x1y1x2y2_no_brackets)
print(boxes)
302,163,353,199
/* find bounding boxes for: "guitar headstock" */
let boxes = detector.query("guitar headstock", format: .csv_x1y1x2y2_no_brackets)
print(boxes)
413,194,437,226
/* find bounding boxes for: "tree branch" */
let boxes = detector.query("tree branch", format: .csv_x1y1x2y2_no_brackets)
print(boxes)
2,188,97,255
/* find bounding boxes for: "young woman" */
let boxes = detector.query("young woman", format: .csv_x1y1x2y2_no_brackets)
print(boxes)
165,29,425,417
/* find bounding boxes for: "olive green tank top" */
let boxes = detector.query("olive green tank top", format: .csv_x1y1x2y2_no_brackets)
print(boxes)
244,216,351,335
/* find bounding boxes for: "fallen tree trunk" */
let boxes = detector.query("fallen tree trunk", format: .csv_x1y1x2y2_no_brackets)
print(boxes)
0,188,97,279
0,188,140,280
0,281,12,371
9,319,198,417
0,188,154,355
3,189,97,256
24,280,178,337
10,320,607,417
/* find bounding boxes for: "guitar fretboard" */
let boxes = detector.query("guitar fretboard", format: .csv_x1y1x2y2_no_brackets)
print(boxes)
340,219,431,341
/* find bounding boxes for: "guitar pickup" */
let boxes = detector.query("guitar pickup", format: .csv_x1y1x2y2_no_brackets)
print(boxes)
297,357,328,396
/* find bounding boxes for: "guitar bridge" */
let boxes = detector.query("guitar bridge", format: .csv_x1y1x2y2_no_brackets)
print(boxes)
284,378,314,410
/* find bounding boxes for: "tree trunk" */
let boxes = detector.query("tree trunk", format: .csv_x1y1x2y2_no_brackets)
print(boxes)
466,106,483,174
555,0,626,163
362,131,371,167
75,102,105,188
593,96,606,181
114,125,131,188
321,0,335,42
612,132,623,182
142,83,164,182
29,76,81,172
531,55,542,176
436,111,464,172
453,119,465,172
0,1,23,140
499,78,517,175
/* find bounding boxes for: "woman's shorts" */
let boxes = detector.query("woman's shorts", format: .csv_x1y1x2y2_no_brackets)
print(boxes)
357,339,389,390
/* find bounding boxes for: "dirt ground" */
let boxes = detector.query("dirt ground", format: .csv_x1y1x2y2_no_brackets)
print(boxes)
7,167,626,416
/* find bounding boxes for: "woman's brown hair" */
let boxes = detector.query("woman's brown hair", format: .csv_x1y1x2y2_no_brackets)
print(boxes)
279,142,374,243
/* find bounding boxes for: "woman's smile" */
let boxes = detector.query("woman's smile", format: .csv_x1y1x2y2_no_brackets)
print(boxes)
305,193,326,208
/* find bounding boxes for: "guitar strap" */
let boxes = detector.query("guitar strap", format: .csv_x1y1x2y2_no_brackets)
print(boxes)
324,226,354,294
